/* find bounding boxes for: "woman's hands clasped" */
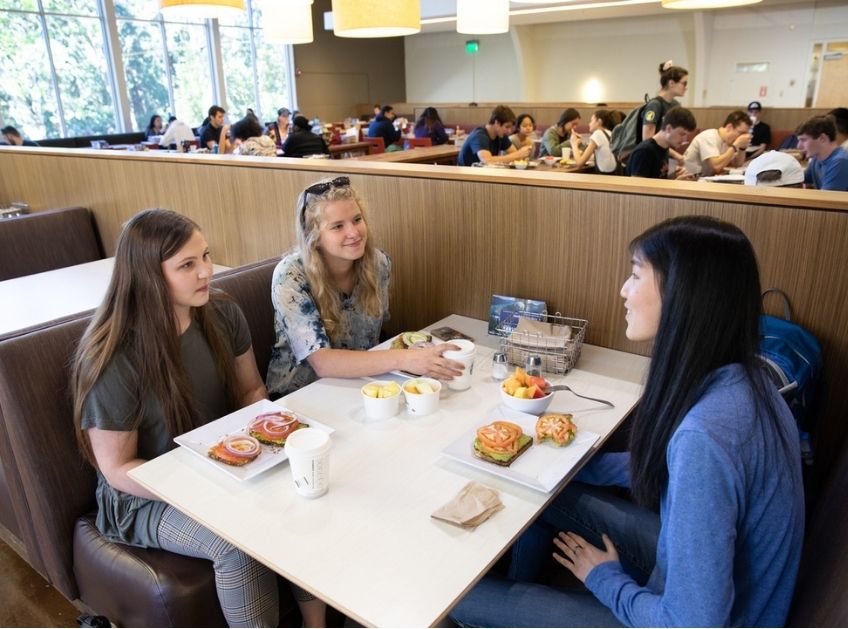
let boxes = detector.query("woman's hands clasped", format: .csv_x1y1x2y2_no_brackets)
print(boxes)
552,531,619,583
400,343,465,380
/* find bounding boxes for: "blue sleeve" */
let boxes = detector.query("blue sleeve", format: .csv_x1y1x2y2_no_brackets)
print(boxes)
433,122,449,145
804,163,813,185
586,429,737,627
576,452,631,487
468,131,489,157
820,157,848,191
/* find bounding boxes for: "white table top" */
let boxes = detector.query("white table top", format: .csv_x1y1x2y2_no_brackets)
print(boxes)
0,257,231,336
129,314,649,627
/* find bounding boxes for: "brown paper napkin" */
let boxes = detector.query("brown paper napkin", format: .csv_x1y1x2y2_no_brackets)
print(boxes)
431,481,504,529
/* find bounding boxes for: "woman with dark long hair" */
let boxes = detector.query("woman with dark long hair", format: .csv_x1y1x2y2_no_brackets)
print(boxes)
72,209,326,627
451,216,804,627
144,114,163,139
414,106,449,145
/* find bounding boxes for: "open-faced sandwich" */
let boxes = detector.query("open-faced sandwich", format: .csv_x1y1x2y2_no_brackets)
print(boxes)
208,434,261,467
390,331,433,350
473,420,533,467
536,413,577,447
248,411,307,446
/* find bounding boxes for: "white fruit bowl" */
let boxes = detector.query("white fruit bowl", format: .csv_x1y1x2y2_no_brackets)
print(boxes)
500,386,553,415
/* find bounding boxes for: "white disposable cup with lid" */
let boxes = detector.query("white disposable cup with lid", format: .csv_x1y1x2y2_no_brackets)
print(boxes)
442,339,476,391
284,428,331,499
561,147,573,160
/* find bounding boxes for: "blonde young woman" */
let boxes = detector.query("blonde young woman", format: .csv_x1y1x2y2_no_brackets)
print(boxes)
267,176,463,398
72,209,326,627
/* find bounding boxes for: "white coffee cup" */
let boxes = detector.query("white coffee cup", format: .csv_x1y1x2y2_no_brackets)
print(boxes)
284,428,331,499
403,377,442,416
442,339,476,391
561,147,573,160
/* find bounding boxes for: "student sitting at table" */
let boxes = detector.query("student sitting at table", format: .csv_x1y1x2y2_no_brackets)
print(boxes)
144,114,163,140
682,110,752,177
509,113,536,152
158,115,195,148
72,209,327,628
368,105,403,152
451,215,805,628
457,105,532,166
797,115,848,192
539,109,581,158
626,106,696,179
265,107,291,150
267,177,464,398
281,115,329,158
569,109,617,174
230,115,276,157
414,106,449,146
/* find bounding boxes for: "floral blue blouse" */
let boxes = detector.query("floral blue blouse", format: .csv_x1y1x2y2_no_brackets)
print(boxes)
267,250,391,398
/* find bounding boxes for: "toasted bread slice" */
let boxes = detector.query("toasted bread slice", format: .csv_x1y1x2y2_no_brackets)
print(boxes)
249,422,306,447
473,434,533,467
208,442,258,467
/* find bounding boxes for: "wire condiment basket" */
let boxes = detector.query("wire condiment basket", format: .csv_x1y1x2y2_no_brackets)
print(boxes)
497,312,588,375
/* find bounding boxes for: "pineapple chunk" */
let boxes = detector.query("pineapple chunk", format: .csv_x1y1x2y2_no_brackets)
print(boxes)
362,384,380,398
415,382,435,394
514,386,529,399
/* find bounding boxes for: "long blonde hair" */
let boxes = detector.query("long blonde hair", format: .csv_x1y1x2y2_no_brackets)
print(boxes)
72,209,238,466
295,177,384,341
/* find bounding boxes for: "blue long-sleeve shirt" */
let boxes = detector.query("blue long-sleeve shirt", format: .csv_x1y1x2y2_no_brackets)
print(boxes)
580,364,804,627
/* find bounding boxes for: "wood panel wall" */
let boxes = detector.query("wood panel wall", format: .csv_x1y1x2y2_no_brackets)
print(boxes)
1,147,846,496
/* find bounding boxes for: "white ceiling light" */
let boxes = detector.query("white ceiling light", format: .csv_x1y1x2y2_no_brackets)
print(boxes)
263,0,314,44
457,0,509,34
331,0,420,38
662,0,762,8
159,0,245,20
510,0,562,3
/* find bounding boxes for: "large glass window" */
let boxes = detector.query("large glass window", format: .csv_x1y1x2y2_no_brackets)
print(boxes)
118,18,170,131
220,24,256,119
166,23,214,127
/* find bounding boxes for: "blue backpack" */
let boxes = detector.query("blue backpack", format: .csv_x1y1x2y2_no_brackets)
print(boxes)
759,289,822,464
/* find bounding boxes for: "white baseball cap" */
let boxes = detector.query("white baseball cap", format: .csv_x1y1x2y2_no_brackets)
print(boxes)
744,151,804,187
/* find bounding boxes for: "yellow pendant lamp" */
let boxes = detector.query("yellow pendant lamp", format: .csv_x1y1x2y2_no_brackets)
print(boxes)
263,0,314,44
331,0,420,38
160,0,245,20
662,0,762,8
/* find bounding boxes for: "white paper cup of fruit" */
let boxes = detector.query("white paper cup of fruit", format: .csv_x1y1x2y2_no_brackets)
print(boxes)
402,377,442,416
500,367,554,415
361,380,402,420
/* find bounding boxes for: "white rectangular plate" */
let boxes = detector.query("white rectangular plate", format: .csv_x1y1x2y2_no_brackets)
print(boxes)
174,399,334,481
368,331,445,379
441,406,599,493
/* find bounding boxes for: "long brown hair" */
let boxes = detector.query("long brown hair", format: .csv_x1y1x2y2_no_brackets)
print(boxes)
295,178,384,342
72,209,238,466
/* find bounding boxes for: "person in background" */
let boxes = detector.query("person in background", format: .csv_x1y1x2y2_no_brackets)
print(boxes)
144,115,163,140
451,215,804,628
267,177,463,398
371,103,381,121
230,115,276,157
266,107,291,150
159,116,195,148
199,105,229,152
797,115,848,192
746,101,771,159
281,115,329,158
71,209,328,627
682,110,752,177
413,107,449,146
540,109,581,158
368,105,402,152
743,150,804,187
827,107,848,150
509,113,536,152
1,125,39,146
641,61,689,163
570,109,617,174
457,105,532,167
626,107,696,179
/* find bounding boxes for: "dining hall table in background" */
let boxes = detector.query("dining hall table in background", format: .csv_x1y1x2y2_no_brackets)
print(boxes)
352,144,461,166
130,314,649,627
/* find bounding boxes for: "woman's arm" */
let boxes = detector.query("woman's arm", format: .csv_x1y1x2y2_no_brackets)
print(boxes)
234,346,268,405
307,344,464,380
88,428,160,500
571,136,597,168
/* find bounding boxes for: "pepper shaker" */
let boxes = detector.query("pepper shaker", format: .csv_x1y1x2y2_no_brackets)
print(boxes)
491,352,509,381
525,354,543,378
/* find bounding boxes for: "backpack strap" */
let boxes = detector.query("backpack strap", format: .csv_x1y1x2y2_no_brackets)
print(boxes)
762,288,793,321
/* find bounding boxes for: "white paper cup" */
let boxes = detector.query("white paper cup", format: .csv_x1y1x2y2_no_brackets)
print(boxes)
561,147,573,160
402,378,442,416
361,380,401,420
442,339,476,391
284,428,331,499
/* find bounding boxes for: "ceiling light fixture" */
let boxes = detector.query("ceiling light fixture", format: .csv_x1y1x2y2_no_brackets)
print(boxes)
420,0,659,27
661,0,762,8
331,0,420,38
262,0,314,44
159,0,245,20
457,0,509,34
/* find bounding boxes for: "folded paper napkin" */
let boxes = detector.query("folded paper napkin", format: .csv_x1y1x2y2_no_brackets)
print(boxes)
431,481,504,528
509,317,573,349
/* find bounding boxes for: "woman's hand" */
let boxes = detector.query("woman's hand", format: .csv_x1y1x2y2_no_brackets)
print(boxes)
552,531,619,583
570,133,581,148
401,343,465,380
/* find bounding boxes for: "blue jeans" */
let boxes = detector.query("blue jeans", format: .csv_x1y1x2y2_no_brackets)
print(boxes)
450,482,660,628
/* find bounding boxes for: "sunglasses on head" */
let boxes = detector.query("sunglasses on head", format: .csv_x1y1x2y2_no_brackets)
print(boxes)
300,176,351,227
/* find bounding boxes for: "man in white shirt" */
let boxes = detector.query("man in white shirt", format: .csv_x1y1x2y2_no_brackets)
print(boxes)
683,110,752,177
159,116,195,147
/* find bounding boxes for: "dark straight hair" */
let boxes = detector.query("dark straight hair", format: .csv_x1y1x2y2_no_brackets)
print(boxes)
627,216,787,509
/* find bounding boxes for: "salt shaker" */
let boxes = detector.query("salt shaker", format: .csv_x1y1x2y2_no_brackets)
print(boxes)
491,352,509,381
525,354,543,378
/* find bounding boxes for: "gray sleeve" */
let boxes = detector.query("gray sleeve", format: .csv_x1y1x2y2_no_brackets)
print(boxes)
80,355,139,432
214,297,252,357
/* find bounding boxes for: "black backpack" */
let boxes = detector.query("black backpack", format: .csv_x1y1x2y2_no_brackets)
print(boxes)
610,96,664,166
